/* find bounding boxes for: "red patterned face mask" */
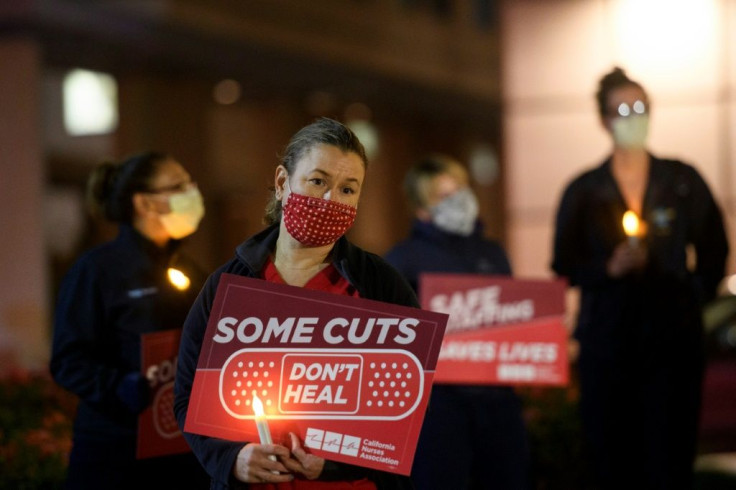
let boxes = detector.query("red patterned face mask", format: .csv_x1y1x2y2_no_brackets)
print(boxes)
282,191,357,247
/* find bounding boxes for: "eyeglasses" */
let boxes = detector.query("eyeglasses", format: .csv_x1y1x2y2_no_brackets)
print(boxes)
145,181,197,194
609,100,648,118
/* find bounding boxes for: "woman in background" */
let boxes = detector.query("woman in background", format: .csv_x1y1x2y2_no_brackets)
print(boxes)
551,67,729,489
384,154,530,490
50,151,210,489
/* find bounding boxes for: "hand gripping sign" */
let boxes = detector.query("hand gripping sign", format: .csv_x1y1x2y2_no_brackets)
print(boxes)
419,273,569,386
184,274,448,475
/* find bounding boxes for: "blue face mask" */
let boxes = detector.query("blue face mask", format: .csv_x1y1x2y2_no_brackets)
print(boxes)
430,188,479,236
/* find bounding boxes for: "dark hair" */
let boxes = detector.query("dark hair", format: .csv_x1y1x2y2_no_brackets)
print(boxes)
404,153,465,210
86,151,170,223
596,66,646,119
263,118,368,225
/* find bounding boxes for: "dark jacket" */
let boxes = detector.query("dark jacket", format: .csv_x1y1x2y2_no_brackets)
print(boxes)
384,220,511,292
551,155,728,358
50,224,204,441
384,220,531,490
174,224,418,490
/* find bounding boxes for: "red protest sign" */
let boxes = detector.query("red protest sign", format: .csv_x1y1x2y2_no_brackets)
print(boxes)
137,329,192,459
419,274,569,386
184,273,448,476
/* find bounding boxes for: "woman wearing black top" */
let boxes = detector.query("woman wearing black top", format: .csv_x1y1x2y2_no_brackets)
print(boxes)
50,152,210,489
552,67,729,489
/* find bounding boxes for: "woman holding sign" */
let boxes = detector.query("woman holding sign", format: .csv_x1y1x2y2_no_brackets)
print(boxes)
384,155,531,490
174,118,418,489
50,152,210,489
551,67,729,489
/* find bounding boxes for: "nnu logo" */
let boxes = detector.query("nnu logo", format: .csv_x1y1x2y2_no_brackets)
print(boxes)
304,428,361,457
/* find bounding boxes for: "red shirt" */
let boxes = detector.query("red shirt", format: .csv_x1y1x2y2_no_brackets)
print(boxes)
261,258,359,297
251,258,374,490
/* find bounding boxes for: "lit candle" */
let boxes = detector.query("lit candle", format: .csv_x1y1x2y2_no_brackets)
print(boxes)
252,393,278,467
622,210,640,246
167,267,191,290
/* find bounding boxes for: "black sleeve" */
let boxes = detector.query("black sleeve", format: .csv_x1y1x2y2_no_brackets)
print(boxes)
50,258,128,409
491,241,513,276
378,259,421,309
174,269,247,487
343,248,420,308
685,167,729,302
551,178,610,288
384,244,419,292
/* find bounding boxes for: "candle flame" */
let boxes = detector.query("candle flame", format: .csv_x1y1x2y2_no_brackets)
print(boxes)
167,267,191,290
622,211,640,237
252,393,265,418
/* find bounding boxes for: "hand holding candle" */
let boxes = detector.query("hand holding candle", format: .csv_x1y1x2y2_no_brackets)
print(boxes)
607,210,647,277
622,210,641,247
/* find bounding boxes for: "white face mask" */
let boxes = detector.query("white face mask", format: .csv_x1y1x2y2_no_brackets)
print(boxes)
159,187,205,239
612,114,649,149
430,188,479,236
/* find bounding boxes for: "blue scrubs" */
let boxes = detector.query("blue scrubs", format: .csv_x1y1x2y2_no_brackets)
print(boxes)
385,220,532,490
50,225,210,489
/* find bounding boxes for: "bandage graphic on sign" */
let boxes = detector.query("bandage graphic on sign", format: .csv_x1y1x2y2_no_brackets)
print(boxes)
219,348,424,421
153,381,181,439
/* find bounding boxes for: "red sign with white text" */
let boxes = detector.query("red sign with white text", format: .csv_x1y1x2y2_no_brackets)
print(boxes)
419,274,569,386
184,274,448,475
137,329,191,459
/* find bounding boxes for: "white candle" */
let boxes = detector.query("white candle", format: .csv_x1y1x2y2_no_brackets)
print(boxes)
622,211,640,247
252,393,273,444
252,393,278,468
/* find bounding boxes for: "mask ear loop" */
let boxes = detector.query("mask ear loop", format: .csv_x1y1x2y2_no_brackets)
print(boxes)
278,175,297,228
278,170,292,200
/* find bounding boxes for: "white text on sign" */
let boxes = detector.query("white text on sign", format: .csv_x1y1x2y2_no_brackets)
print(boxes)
429,286,534,333
213,317,418,345
439,341,558,363
283,362,359,405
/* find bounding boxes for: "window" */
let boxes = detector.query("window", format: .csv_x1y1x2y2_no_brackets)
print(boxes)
62,68,118,136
